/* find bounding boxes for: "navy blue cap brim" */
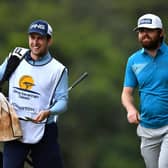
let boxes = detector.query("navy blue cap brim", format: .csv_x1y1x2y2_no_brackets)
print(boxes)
28,30,47,36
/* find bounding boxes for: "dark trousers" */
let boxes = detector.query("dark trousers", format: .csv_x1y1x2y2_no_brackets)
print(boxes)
3,123,64,168
0,152,2,168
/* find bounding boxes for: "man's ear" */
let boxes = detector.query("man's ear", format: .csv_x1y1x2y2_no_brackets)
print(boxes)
160,29,165,37
48,38,53,46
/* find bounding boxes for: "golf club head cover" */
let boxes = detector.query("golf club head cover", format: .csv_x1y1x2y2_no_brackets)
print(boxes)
0,47,29,85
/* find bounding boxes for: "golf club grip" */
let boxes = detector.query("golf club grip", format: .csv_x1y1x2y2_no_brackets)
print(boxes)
69,72,88,91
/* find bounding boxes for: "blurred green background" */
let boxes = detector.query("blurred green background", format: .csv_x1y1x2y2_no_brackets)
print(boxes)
0,0,167,167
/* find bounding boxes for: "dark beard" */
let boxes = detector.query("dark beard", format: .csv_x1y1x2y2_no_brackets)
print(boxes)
141,40,160,50
140,33,162,50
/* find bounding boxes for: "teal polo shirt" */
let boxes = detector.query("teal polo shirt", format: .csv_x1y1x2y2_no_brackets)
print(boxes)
124,42,168,128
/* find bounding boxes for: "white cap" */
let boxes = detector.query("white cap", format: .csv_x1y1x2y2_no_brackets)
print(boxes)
133,14,163,31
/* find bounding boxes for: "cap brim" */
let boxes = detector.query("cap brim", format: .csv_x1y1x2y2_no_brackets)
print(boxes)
133,25,162,32
28,30,46,36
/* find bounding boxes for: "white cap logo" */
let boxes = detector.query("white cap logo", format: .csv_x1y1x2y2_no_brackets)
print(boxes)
30,24,45,30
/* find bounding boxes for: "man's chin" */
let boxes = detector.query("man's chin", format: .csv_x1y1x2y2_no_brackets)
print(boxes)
141,42,158,50
32,50,41,56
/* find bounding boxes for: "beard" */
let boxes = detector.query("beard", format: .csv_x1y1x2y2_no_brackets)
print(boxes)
139,34,162,50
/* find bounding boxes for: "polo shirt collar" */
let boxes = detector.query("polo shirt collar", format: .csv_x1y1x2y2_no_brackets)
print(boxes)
141,42,166,55
25,51,52,65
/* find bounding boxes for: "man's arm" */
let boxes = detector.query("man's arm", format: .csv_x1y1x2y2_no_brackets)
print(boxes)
33,69,68,123
0,58,8,81
121,86,140,124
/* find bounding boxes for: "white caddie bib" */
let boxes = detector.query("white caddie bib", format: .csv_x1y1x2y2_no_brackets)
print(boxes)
9,58,65,143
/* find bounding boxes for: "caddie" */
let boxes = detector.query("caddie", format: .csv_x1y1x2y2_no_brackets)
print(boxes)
0,19,68,168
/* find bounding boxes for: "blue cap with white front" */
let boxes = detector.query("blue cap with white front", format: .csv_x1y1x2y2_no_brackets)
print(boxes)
28,20,53,37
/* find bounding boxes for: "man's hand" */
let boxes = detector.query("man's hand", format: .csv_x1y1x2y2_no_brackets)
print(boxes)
33,110,51,123
127,111,140,124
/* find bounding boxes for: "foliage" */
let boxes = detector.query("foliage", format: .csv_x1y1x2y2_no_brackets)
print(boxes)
0,0,168,168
